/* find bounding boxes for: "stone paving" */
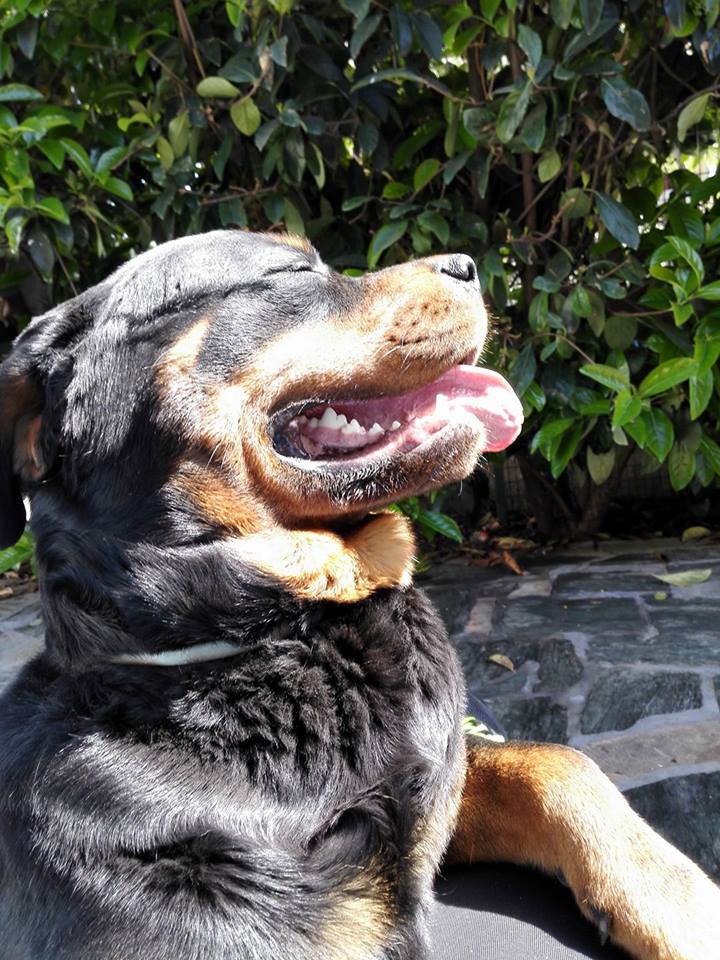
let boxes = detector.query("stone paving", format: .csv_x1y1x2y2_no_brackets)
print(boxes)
422,537,720,882
1,536,719,881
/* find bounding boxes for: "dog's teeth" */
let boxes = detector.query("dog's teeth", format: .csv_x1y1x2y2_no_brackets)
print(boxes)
309,417,319,428
341,418,364,436
436,393,449,413
389,420,401,431
298,415,308,424
319,407,341,428
335,413,348,427
368,422,384,437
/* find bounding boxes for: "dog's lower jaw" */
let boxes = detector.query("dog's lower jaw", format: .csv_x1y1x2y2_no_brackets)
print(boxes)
233,511,417,603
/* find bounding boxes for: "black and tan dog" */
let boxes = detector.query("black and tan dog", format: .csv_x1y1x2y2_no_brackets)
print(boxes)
0,231,717,960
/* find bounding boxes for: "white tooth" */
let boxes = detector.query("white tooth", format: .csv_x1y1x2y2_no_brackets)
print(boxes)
335,413,348,427
298,415,308,424
436,393,449,412
319,407,340,428
368,422,384,436
341,418,365,436
309,417,319,428
389,420,401,431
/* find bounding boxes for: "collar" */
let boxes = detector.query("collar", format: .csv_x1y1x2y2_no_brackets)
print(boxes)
110,640,245,667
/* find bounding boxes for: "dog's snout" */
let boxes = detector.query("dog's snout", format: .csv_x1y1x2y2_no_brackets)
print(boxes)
439,254,477,286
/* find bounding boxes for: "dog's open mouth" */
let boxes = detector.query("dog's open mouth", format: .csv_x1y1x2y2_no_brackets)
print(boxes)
272,364,523,463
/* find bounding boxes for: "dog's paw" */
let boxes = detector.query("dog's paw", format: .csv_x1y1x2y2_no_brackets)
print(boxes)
571,827,720,960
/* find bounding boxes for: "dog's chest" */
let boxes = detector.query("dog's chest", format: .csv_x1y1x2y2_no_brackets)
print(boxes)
170,587,464,796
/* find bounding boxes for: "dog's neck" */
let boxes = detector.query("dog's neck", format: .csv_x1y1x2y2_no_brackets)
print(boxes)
31,506,416,670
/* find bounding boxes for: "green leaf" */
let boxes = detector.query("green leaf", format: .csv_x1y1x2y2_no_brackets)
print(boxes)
654,568,711,586
612,389,642,428
668,443,696,490
283,198,305,236
350,12,382,59
34,196,69,224
95,146,126,174
579,0,603,32
561,188,592,219
168,111,190,157
587,447,616,485
678,93,709,142
417,210,449,244
341,196,369,212
0,530,34,574
382,181,409,199
103,176,134,202
416,507,463,542
604,315,637,351
551,0,575,29
156,136,174,171
595,192,640,249
642,408,675,463
496,83,531,143
538,148,561,182
518,24,542,69
59,137,93,178
666,235,704,286
0,83,44,103
196,76,240,98
699,435,720,474
695,280,720,301
508,344,536,397
579,363,630,392
413,158,440,192
637,357,696,398
367,221,407,268
530,417,576,455
36,138,64,169
231,97,261,136
689,367,714,419
600,77,651,131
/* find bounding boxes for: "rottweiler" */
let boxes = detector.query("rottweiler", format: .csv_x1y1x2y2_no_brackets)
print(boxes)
0,231,717,960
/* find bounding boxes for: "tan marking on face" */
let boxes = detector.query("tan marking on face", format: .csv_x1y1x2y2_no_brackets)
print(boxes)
235,512,415,602
265,231,314,252
157,316,210,386
171,464,268,537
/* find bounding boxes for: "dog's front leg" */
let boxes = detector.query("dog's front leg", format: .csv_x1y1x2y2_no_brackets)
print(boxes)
446,738,720,960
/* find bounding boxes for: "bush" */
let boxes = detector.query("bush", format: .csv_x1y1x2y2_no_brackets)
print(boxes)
1,0,720,536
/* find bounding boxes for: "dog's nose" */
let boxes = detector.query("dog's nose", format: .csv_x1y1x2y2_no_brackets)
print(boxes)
439,254,478,285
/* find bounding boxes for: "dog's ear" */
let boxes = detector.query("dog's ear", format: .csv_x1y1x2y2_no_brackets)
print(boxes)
0,298,89,549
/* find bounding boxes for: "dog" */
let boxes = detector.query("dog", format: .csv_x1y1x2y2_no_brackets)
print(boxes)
0,230,718,960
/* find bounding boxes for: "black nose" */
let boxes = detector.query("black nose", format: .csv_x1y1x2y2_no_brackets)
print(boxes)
439,254,478,284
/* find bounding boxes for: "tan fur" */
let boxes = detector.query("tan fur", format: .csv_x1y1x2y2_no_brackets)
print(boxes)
320,885,393,960
235,512,416,602
265,231,314,252
448,739,720,960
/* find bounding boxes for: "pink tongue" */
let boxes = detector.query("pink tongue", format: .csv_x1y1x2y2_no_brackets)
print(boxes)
438,365,524,452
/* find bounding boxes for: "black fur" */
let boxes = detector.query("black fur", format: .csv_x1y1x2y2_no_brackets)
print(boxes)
0,232,466,959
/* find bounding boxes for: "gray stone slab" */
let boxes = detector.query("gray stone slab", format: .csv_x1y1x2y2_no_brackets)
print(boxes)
486,696,568,744
552,572,664,597
0,627,44,693
535,637,584,692
580,671,702,735
457,638,536,697
715,676,720,710
502,597,642,640
625,772,720,881
610,601,720,666
581,720,720,781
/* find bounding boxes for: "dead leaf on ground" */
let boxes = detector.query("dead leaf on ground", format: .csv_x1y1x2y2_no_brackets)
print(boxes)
487,653,515,672
653,568,712,587
681,526,711,542
653,591,668,601
494,536,538,551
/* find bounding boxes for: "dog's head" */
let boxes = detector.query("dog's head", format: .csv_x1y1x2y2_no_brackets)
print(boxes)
0,231,522,603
